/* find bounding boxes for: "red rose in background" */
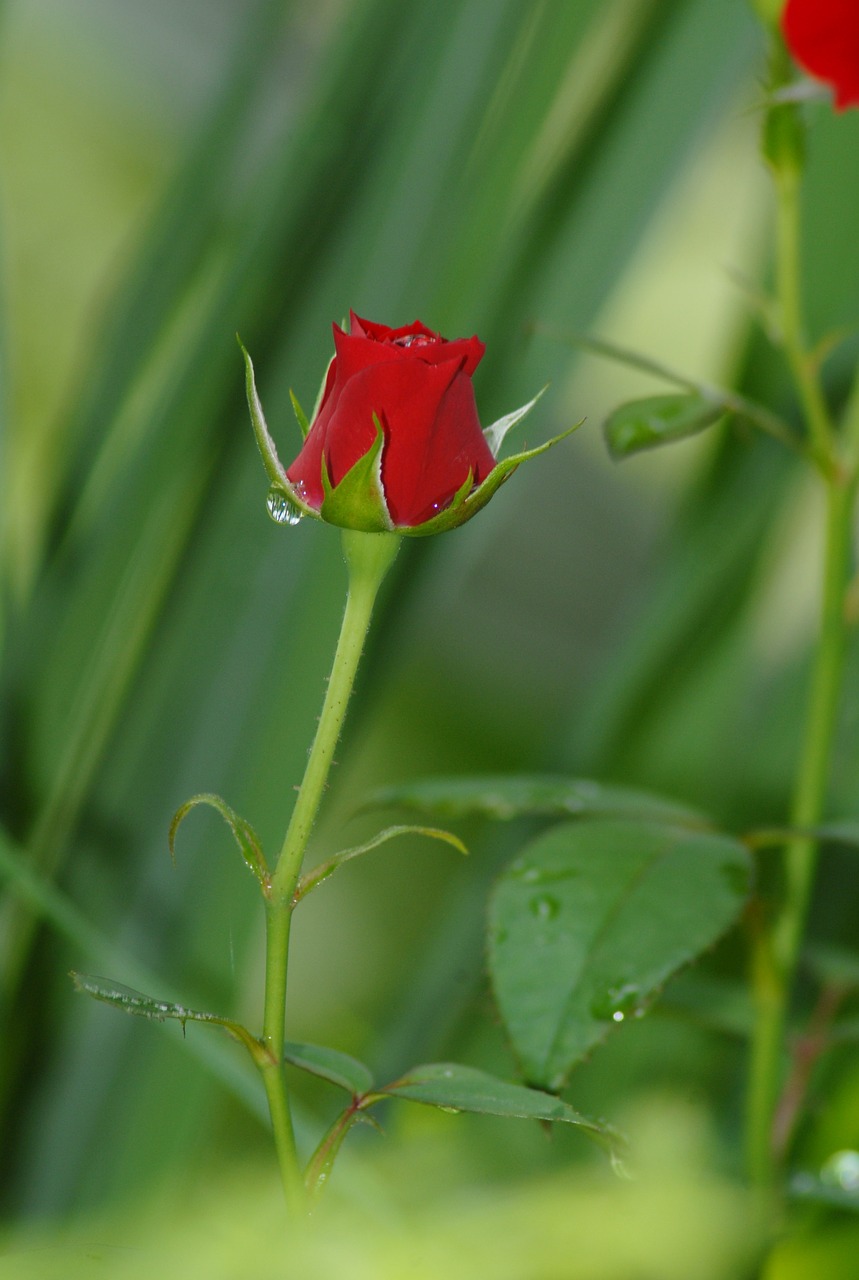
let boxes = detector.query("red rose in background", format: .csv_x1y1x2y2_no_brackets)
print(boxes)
287,313,496,528
782,0,859,110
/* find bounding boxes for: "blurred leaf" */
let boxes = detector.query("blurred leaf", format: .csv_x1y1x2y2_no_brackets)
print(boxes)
805,944,859,992
489,819,751,1088
283,1041,374,1096
816,821,859,847
295,824,467,901
603,392,724,459
789,1166,859,1215
369,772,707,826
375,1061,614,1146
169,792,268,887
569,331,802,453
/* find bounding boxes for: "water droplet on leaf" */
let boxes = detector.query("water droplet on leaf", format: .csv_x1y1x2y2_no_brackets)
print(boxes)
591,982,643,1023
266,486,303,526
529,894,560,921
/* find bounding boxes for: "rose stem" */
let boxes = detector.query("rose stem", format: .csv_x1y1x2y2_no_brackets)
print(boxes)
260,528,401,1212
745,161,857,1187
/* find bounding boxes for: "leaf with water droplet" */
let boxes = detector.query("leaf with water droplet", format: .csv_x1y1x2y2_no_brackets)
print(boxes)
529,894,560,921
70,972,262,1058
372,1061,617,1150
489,818,750,1088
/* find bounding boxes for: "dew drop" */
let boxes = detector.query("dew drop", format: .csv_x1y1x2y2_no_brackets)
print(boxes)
591,982,643,1023
821,1149,859,1192
529,894,560,921
437,1106,461,1115
266,486,303,526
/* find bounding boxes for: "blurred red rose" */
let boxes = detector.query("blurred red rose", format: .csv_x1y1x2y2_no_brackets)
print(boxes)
287,312,496,529
782,0,859,110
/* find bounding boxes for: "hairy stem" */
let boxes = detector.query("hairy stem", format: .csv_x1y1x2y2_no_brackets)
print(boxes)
259,529,400,1209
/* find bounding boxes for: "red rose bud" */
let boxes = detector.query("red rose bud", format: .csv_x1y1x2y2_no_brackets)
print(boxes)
782,0,859,110
241,315,578,537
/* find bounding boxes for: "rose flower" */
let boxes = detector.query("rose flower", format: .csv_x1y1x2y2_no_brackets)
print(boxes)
243,313,574,536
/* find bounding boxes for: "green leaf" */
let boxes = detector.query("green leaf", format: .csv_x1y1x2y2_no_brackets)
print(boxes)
488,818,751,1089
71,973,262,1059
374,1061,614,1147
603,393,723,459
169,792,269,889
565,332,802,456
283,1040,374,1095
368,773,706,827
319,414,393,532
294,824,467,901
482,386,547,457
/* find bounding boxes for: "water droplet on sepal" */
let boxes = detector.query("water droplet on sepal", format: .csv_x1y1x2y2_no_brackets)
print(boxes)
266,485,303,526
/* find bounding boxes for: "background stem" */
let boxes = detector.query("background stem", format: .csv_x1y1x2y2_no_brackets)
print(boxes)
747,478,854,1184
746,166,855,1184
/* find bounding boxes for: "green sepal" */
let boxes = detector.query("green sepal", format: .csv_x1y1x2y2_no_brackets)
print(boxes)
238,337,319,520
319,414,394,532
309,354,334,424
762,101,806,180
294,824,467,903
483,386,547,457
289,389,310,438
169,792,269,890
405,420,583,538
604,393,723,460
71,973,264,1061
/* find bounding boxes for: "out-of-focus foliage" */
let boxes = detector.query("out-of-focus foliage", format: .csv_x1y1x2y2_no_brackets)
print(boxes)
1,0,859,1271
0,1102,763,1280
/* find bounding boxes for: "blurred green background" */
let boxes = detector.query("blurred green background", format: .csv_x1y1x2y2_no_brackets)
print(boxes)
2,0,859,1274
